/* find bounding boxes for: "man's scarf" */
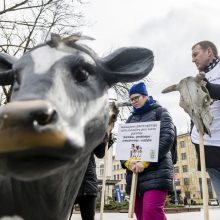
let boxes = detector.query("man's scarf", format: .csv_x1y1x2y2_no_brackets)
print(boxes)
204,57,220,73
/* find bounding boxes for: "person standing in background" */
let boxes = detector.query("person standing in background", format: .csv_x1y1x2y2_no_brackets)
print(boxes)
121,82,175,220
191,41,220,202
74,136,113,220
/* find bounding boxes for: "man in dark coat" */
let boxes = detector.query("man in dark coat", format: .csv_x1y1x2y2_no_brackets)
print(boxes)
121,82,175,220
74,144,104,220
74,137,113,220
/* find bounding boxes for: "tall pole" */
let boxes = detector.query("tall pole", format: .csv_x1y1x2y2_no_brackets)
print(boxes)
128,172,138,218
173,177,178,205
199,131,209,220
100,142,109,220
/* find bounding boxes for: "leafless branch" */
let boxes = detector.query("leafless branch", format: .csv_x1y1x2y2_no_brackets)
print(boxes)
11,0,54,11
23,4,44,53
0,0,29,15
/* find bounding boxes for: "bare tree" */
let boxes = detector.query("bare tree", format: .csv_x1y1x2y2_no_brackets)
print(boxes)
0,0,87,103
0,0,29,16
0,0,86,55
0,1,149,108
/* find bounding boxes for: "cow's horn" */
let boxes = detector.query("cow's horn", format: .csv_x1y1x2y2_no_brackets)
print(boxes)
50,33,62,47
63,35,95,44
115,101,131,108
162,84,179,93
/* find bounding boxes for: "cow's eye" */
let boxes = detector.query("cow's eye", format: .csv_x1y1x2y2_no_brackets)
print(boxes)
74,68,89,82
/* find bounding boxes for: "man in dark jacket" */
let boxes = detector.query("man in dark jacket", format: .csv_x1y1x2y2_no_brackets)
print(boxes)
74,136,113,220
74,143,105,220
121,82,175,220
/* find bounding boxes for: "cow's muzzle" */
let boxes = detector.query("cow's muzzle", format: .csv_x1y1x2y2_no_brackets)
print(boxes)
0,100,66,153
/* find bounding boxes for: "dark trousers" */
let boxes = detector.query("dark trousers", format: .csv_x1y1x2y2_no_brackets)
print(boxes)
76,196,96,220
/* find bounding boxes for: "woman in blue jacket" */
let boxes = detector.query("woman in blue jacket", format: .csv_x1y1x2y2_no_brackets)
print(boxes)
121,82,175,220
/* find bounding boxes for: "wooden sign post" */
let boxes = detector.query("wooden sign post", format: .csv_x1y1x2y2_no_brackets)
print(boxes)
199,132,209,220
128,172,138,218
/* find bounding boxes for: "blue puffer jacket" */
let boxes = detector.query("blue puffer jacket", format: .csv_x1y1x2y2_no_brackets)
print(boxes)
121,103,175,196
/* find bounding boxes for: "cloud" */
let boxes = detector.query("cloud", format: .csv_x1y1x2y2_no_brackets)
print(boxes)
126,3,220,132
82,0,220,133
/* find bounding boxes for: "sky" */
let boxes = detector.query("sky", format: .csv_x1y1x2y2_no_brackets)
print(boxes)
80,0,220,134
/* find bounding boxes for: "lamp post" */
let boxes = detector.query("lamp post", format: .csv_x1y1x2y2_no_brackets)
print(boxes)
173,176,179,205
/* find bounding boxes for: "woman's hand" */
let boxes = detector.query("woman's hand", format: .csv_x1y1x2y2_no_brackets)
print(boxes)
128,160,137,172
125,159,150,173
134,161,145,173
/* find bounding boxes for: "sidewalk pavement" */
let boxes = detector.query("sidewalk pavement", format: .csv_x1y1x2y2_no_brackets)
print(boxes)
71,206,220,220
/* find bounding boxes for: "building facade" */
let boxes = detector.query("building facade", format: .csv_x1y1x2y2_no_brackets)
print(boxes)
174,132,216,204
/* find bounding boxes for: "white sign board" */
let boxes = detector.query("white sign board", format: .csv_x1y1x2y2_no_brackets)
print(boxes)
115,121,160,162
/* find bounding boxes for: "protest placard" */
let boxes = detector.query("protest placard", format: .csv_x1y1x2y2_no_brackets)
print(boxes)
115,121,160,162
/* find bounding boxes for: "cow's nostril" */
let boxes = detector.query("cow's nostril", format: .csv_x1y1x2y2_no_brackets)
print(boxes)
33,110,57,126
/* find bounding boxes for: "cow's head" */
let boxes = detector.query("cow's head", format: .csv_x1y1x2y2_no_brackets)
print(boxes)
162,73,213,136
0,34,154,180
102,101,131,144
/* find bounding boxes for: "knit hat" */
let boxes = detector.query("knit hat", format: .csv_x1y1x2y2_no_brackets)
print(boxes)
129,82,148,97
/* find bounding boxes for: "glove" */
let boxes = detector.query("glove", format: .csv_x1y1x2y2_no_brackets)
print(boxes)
141,161,150,168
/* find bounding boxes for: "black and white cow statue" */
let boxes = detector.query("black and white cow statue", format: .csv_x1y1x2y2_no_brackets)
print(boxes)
0,34,154,220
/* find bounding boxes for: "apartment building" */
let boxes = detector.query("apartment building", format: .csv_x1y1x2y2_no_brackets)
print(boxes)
96,153,126,201
175,132,216,204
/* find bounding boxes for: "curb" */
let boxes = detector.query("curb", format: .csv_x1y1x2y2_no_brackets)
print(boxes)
165,207,201,213
73,207,201,214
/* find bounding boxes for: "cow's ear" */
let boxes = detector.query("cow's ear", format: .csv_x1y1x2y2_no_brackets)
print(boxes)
0,53,16,85
100,47,154,85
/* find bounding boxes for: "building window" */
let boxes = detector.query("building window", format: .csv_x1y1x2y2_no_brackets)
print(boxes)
174,167,179,173
199,178,203,198
180,141,186,148
181,153,187,160
183,178,189,186
175,179,180,186
121,174,123,179
100,164,104,176
117,164,120,170
117,174,120,180
207,178,213,199
185,191,191,199
114,175,116,180
182,165,188,172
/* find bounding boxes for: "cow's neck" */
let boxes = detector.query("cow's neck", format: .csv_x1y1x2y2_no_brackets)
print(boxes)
0,157,89,220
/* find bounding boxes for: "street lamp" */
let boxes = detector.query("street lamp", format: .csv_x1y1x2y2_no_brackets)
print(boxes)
173,176,179,205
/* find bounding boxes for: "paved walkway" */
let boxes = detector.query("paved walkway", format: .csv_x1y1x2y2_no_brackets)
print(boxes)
71,206,220,220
